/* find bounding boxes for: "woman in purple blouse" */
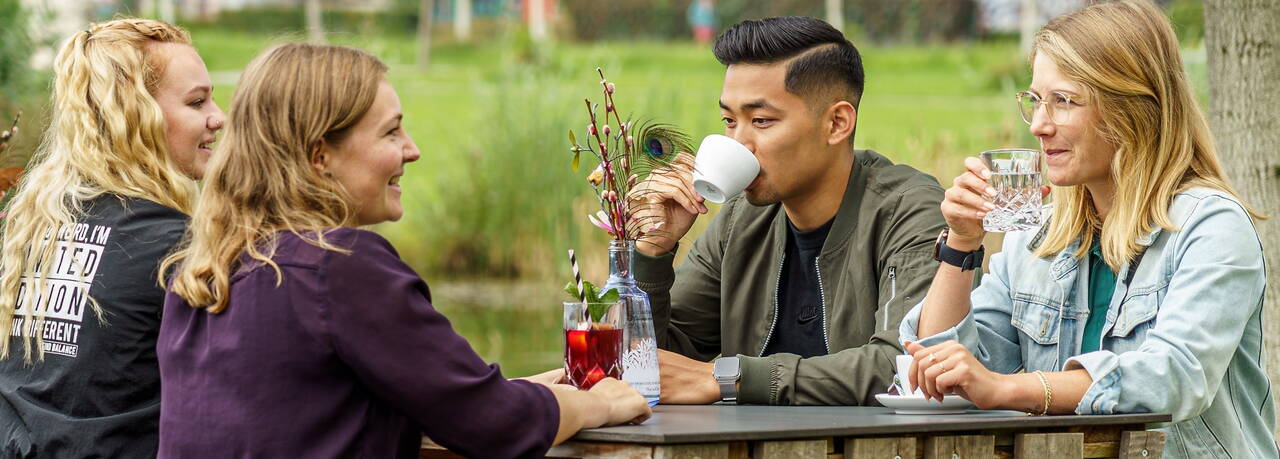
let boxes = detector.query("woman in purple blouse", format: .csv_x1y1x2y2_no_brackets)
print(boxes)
156,43,650,458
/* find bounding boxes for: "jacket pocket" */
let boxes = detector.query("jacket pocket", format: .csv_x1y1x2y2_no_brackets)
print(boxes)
1010,292,1061,345
1111,291,1159,339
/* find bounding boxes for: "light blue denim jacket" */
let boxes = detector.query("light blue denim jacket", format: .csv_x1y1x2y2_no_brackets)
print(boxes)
901,188,1277,458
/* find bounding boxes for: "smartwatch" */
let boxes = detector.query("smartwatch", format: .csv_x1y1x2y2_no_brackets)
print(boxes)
712,356,741,403
933,228,985,271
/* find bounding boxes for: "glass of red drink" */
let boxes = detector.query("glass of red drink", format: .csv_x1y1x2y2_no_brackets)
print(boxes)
563,301,625,390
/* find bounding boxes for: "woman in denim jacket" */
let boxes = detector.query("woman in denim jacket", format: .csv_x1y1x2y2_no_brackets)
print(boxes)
899,1,1277,457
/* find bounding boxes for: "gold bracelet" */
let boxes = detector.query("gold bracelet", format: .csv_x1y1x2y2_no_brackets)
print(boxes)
1033,370,1053,416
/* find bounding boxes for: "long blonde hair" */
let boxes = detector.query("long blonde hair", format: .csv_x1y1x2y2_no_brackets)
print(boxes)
163,43,387,313
0,19,198,360
1030,0,1260,270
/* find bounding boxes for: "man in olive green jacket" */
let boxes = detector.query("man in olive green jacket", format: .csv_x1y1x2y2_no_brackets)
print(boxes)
630,16,946,405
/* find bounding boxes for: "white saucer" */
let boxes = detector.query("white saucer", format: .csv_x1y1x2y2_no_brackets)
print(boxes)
875,393,975,414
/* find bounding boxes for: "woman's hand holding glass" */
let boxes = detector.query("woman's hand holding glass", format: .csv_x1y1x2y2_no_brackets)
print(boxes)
941,157,998,249
942,157,1051,249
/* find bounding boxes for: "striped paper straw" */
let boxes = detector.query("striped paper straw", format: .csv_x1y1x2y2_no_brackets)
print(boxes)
568,249,585,304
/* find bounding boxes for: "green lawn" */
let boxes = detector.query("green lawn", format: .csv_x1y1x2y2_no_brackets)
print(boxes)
181,28,1206,377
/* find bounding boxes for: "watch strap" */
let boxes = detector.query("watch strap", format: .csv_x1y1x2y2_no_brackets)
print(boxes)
719,378,737,403
935,229,984,271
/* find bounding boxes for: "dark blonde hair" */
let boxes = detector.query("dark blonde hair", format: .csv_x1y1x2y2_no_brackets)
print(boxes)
0,19,196,360
1030,0,1259,270
164,43,387,313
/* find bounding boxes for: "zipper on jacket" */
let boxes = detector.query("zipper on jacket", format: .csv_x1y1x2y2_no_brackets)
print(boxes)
758,254,785,356
883,266,897,331
814,255,830,353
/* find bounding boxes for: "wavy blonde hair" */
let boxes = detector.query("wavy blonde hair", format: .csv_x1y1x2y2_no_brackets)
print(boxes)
0,19,197,360
1030,0,1260,270
163,43,387,313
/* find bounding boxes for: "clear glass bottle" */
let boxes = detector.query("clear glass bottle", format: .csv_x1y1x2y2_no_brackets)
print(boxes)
604,240,661,406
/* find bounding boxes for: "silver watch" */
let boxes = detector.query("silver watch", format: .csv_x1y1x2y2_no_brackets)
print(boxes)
712,356,741,403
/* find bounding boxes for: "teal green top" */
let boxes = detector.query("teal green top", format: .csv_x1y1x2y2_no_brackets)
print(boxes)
1080,240,1117,353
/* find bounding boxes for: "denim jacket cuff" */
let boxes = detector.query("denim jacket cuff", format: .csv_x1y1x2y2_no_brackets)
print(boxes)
1065,351,1121,414
899,296,976,348
899,299,925,343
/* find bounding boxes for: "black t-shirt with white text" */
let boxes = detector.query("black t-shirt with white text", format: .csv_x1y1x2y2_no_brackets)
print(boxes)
0,194,187,458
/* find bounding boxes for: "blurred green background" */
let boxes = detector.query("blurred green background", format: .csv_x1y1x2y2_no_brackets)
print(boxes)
0,0,1208,376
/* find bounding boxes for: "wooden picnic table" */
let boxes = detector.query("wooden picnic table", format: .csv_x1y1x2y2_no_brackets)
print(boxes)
422,404,1169,458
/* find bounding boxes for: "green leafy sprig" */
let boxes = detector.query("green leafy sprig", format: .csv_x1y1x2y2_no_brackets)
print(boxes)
563,280,621,322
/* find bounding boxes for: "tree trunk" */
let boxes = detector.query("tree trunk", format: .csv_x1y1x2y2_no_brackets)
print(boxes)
454,0,471,42
1018,0,1037,55
306,0,324,44
825,0,844,33
418,0,435,70
1205,0,1280,431
528,0,548,41
158,0,175,23
138,0,155,18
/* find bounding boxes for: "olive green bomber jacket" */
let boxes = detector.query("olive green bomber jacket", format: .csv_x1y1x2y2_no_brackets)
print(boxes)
634,149,947,405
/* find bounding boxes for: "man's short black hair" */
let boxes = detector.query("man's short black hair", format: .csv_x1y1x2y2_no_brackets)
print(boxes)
713,16,865,109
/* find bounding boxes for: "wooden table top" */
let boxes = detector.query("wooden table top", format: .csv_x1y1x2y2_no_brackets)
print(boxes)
573,405,1171,444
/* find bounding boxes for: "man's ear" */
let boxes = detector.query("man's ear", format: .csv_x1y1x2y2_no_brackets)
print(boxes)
826,100,856,146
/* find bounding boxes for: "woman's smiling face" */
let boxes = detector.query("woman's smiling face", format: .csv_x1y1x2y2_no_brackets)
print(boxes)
150,42,225,180
321,80,421,226
1028,53,1116,188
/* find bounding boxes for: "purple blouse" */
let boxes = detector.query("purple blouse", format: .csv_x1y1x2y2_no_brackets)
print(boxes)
158,228,559,458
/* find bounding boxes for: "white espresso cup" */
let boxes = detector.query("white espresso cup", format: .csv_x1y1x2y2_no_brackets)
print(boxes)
895,354,925,397
691,134,760,204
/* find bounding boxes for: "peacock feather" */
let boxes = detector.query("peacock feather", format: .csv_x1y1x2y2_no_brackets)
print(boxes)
625,120,693,179
567,69,696,241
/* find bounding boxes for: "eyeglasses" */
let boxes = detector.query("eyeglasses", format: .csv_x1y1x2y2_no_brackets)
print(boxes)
1016,90,1081,125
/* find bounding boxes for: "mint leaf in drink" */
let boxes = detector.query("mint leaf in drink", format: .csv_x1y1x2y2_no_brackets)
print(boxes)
564,280,602,303
587,303,610,323
588,288,621,323
598,288,620,304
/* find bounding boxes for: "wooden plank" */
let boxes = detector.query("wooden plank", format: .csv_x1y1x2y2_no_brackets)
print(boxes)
1118,431,1165,459
923,435,995,459
422,437,656,459
754,439,828,458
1082,441,1118,458
728,442,749,459
844,436,916,459
653,443,730,459
418,448,465,459
546,441,655,458
419,437,464,459
1014,433,1084,459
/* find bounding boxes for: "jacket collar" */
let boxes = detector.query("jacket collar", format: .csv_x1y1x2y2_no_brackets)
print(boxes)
1024,216,1161,281
767,151,866,258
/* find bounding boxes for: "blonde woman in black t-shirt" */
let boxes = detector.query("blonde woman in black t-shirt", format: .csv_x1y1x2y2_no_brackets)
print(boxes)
0,19,225,457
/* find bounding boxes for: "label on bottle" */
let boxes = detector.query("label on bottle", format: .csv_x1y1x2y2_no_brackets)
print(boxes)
622,337,661,404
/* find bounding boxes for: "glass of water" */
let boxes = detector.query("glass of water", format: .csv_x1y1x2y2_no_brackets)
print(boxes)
980,149,1043,232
